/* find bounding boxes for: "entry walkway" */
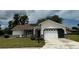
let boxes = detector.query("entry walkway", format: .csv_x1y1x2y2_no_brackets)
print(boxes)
42,38,79,49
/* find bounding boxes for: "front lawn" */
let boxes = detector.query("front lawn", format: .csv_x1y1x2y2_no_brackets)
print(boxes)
66,35,79,42
0,38,45,48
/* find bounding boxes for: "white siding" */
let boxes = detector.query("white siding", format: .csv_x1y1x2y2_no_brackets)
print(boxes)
13,30,24,36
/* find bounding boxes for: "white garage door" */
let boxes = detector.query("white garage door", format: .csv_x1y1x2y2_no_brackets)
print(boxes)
44,29,58,42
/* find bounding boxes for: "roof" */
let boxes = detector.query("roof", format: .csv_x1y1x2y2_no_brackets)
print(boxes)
34,25,41,29
39,19,66,28
34,19,66,29
12,24,33,30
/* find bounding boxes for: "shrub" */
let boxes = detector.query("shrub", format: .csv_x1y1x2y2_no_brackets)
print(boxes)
3,28,12,35
68,32,79,35
39,38,44,40
36,38,44,43
0,30,4,36
4,34,10,38
31,36,35,40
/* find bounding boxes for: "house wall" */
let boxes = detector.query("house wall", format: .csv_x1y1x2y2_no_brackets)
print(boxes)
13,30,24,37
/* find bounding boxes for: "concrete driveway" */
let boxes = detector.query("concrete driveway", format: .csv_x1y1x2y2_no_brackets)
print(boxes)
42,38,79,49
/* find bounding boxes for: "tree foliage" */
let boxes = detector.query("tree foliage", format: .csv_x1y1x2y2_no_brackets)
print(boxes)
37,15,63,24
77,24,79,27
0,30,4,36
8,21,13,29
72,27,78,30
3,28,12,34
46,15,63,23
8,14,28,29
19,15,28,25
37,19,46,24
0,24,4,36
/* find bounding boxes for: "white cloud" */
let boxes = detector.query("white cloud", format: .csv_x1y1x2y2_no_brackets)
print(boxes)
56,10,79,20
27,10,60,23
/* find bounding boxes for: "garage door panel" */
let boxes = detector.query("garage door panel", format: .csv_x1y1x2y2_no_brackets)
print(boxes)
44,29,58,41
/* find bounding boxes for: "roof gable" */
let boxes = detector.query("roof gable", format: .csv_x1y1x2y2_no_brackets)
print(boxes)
39,19,66,27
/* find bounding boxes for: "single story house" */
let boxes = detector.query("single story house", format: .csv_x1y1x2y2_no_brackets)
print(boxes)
33,19,67,41
12,19,67,41
12,24,33,37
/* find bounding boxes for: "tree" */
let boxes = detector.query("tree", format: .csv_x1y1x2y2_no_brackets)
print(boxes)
0,24,1,30
46,15,63,23
77,24,79,28
19,15,28,25
13,14,20,26
8,14,20,29
0,30,4,36
0,24,4,36
37,15,63,24
8,21,13,29
72,27,78,30
8,14,28,29
3,28,12,35
37,19,46,24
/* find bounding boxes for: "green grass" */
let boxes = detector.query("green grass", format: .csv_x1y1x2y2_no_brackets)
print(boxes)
0,38,45,48
66,35,79,42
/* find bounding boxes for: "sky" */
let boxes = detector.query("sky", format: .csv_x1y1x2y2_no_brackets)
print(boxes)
0,10,79,29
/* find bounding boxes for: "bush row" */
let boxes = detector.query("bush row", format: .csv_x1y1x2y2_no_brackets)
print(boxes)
68,32,79,35
31,36,44,40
